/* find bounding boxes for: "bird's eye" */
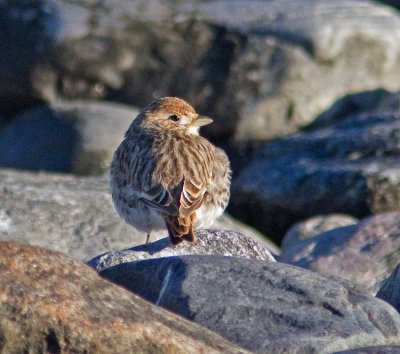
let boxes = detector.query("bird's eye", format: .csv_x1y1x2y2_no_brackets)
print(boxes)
168,114,180,122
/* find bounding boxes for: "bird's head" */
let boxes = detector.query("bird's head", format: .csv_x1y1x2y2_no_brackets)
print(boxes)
133,97,213,136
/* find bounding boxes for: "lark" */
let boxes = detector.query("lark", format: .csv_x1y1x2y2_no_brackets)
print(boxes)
110,97,231,245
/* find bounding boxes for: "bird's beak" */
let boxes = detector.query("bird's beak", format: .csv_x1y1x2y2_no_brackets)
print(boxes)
192,115,213,127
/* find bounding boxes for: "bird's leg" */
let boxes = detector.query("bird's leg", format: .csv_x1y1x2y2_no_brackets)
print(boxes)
145,232,151,244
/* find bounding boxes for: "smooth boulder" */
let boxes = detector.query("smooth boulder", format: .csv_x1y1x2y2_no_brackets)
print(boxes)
98,254,400,353
280,212,400,294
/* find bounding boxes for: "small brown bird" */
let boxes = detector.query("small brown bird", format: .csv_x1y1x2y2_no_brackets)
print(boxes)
110,97,231,245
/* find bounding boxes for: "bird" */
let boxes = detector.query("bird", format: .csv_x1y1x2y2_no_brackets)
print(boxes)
110,97,231,245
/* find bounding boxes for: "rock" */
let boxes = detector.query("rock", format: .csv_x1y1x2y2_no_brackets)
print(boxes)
280,212,400,294
0,168,270,261
88,229,275,272
0,101,137,175
374,91,400,113
0,241,247,354
334,346,400,354
378,1,400,10
230,112,400,241
377,264,400,313
282,214,358,251
309,89,400,129
98,254,400,353
0,168,144,261
2,1,400,141
214,213,280,255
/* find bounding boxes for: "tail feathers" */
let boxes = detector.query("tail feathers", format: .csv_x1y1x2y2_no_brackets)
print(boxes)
165,214,196,245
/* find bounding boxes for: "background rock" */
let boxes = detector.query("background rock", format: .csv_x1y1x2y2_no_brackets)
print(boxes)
0,101,137,174
88,229,275,272
280,212,400,294
213,213,280,254
377,1,400,11
282,214,359,251
99,254,400,353
0,168,273,261
1,0,400,142
230,112,400,242
308,89,400,129
0,241,247,354
377,264,400,313
0,168,139,261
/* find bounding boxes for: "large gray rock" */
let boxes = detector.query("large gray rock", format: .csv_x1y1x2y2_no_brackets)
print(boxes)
0,168,140,261
307,89,400,132
98,255,400,353
377,264,400,313
0,241,247,354
88,229,275,272
280,212,400,294
0,101,137,174
231,112,400,241
2,0,400,141
0,168,270,261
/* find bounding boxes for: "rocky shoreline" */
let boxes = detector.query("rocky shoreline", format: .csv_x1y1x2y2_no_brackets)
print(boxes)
1,168,400,353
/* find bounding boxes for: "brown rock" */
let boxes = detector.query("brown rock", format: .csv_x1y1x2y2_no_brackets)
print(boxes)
0,241,247,354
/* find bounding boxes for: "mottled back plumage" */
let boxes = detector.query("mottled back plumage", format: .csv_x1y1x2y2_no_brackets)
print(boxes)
110,97,231,245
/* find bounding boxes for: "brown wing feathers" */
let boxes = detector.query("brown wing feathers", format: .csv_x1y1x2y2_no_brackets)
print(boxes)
153,136,214,244
164,178,206,244
180,179,206,217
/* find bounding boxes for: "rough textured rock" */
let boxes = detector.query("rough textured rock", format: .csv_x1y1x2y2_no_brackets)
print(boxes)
282,214,358,251
230,112,400,241
0,168,270,261
98,254,400,353
280,212,400,294
0,101,137,174
2,0,400,141
334,346,400,354
88,229,275,272
0,241,248,354
377,264,400,313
